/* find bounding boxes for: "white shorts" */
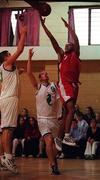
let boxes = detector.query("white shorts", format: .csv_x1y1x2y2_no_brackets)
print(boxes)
37,117,59,138
0,96,18,129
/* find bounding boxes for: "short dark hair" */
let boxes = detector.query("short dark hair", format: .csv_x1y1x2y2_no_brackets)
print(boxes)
75,111,83,118
0,50,9,65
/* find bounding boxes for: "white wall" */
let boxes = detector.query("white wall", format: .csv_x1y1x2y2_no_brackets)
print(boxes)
0,1,100,60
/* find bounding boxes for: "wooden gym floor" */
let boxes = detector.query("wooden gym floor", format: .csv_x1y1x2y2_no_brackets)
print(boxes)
0,157,100,180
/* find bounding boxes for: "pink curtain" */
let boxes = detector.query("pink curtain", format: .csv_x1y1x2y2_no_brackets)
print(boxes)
68,8,75,43
15,8,40,46
0,9,12,46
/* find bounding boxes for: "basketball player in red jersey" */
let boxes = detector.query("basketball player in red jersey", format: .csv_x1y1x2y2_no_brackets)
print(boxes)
40,16,81,151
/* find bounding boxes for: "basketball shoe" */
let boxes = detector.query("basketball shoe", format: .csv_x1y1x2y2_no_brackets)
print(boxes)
54,137,62,151
0,162,8,171
62,135,76,146
51,165,61,175
1,155,18,174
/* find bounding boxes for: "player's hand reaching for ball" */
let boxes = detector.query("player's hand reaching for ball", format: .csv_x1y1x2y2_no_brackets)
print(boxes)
29,48,34,60
61,17,69,28
40,15,46,26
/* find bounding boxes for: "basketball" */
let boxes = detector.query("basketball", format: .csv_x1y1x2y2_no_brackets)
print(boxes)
38,3,51,17
24,1,51,17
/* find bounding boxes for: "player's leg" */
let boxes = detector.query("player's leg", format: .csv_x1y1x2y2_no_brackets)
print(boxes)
0,97,18,174
55,83,78,150
38,118,60,175
62,99,76,146
44,133,60,175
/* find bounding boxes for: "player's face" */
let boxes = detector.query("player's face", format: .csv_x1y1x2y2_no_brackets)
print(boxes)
4,52,11,61
65,43,74,53
39,71,49,82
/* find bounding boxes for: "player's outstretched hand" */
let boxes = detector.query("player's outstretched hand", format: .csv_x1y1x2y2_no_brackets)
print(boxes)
61,17,69,28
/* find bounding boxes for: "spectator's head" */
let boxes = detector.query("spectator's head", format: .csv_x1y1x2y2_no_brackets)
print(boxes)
29,116,37,128
17,116,25,126
84,106,95,117
90,119,97,128
74,104,81,114
20,108,29,117
95,112,100,122
75,111,84,121
0,51,11,65
71,119,78,129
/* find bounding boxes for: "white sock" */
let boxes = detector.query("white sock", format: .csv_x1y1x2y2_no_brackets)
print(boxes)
4,153,12,159
64,133,70,138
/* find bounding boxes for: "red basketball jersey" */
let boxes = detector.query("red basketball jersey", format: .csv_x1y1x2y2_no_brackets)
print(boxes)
59,52,81,84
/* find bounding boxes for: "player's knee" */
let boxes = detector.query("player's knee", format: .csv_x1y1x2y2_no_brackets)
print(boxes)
2,127,15,134
44,134,53,146
65,101,75,113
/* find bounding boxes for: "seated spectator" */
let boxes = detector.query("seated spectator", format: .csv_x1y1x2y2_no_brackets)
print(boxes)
12,116,26,157
83,106,95,125
84,119,100,160
71,119,86,157
95,112,100,128
74,104,81,114
74,111,89,158
70,119,80,142
75,111,89,139
62,113,88,159
18,108,30,126
24,116,41,157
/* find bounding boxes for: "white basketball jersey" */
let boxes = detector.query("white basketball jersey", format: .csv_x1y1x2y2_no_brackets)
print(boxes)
36,82,62,118
0,64,19,99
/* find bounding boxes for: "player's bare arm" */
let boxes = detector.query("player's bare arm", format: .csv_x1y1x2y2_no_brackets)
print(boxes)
61,17,80,57
40,16,64,59
4,25,27,67
27,48,38,89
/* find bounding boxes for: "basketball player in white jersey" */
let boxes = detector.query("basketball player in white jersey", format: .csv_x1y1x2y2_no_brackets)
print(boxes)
27,48,62,175
0,24,27,173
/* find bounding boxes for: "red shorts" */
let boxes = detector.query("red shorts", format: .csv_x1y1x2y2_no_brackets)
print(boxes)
58,81,79,103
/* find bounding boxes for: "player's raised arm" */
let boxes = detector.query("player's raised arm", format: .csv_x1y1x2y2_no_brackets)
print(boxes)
40,16,64,58
27,48,38,89
61,17,80,57
5,24,27,66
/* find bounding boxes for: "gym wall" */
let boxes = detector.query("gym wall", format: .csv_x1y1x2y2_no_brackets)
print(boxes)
0,1,100,115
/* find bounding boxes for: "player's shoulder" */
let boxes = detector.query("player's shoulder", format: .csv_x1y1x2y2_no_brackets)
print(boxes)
50,82,58,91
50,81,57,87
35,83,42,95
0,63,3,69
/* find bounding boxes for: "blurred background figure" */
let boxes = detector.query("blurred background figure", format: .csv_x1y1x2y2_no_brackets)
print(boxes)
95,112,100,128
12,116,26,157
84,119,100,160
23,116,41,157
83,106,95,126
